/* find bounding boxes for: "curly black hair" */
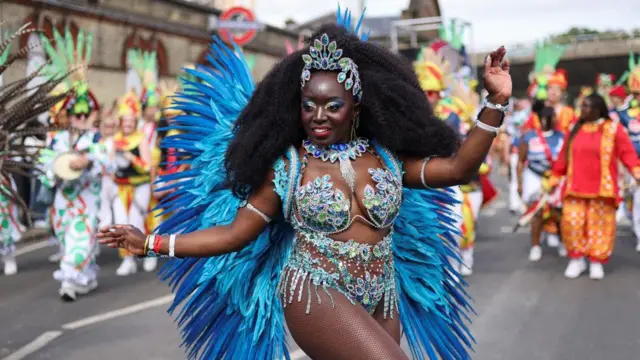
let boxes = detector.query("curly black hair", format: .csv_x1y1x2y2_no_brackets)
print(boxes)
224,24,460,198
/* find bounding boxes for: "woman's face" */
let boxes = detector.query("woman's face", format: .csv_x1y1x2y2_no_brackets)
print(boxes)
120,115,137,135
69,113,87,129
56,113,70,128
580,98,597,121
547,85,563,104
301,71,359,145
101,118,117,137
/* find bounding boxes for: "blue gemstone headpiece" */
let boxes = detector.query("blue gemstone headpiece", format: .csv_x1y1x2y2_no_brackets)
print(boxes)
301,33,362,102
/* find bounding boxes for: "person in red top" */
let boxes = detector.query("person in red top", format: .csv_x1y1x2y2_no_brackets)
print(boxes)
547,93,640,280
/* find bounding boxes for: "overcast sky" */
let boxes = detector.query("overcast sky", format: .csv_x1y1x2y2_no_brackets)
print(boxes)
242,0,638,51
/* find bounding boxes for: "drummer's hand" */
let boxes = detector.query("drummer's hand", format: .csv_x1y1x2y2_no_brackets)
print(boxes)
69,156,89,170
123,152,135,161
97,224,146,256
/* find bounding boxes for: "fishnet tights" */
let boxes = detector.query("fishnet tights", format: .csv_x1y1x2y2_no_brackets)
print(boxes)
284,278,406,360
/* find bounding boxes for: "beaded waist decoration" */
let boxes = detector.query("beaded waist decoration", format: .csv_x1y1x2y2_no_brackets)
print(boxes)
278,230,397,318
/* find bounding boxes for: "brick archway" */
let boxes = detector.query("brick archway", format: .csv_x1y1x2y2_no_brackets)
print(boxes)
20,14,80,56
121,31,169,76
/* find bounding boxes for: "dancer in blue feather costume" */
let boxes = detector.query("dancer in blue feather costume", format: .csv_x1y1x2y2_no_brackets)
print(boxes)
98,6,512,360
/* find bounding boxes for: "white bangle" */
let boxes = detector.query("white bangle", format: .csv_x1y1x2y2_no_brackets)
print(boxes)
474,119,500,135
420,156,433,188
169,234,176,257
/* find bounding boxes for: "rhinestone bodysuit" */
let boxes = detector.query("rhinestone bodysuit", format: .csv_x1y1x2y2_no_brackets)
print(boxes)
279,143,402,318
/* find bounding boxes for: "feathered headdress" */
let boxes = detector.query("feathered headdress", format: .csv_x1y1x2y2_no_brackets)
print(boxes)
527,43,567,99
414,47,451,92
40,25,98,115
451,81,480,125
117,90,142,119
0,23,69,221
128,49,159,108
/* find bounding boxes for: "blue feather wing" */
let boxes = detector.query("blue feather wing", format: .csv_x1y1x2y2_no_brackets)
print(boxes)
394,187,475,360
155,38,292,360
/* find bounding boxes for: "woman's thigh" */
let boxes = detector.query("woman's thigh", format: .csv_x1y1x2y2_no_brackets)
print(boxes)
284,284,407,360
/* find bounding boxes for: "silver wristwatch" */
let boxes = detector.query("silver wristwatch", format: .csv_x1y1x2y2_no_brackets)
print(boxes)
483,98,509,113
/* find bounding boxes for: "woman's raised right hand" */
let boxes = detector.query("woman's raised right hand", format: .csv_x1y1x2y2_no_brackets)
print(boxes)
97,224,147,256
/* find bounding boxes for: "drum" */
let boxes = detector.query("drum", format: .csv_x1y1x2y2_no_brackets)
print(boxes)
53,152,84,181
115,151,131,169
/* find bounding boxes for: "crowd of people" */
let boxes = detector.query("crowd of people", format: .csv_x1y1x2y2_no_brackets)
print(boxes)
492,44,640,279
0,27,184,301
1,5,640,359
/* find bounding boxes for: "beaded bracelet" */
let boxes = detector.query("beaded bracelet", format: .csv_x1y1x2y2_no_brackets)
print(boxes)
420,156,433,189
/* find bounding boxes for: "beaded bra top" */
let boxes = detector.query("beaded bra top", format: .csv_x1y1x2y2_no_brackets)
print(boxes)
293,139,403,235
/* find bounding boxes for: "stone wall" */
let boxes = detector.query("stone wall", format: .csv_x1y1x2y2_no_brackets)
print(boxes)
1,0,296,103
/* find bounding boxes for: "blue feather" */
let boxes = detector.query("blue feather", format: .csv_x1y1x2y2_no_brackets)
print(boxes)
155,36,292,360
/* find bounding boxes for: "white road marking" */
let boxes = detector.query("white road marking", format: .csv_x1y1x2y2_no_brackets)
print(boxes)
482,209,497,217
14,240,52,257
493,200,507,209
2,330,62,360
62,295,174,330
290,348,308,360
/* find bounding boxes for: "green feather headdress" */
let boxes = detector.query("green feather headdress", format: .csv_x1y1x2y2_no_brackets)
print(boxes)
437,19,466,51
528,42,567,100
40,25,96,115
127,49,159,108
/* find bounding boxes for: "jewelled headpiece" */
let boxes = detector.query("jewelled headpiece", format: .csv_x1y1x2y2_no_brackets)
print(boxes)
301,34,362,102
299,5,369,102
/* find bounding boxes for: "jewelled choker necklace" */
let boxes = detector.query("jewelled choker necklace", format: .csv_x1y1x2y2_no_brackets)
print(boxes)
303,137,369,192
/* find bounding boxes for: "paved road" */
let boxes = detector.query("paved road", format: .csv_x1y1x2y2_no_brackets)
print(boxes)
2,176,640,360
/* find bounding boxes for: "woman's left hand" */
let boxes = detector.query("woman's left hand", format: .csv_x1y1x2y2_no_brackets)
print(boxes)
483,46,512,104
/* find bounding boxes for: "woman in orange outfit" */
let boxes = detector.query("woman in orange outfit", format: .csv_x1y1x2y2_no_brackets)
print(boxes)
548,93,640,280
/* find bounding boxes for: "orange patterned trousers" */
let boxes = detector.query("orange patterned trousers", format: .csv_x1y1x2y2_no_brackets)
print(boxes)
561,196,617,263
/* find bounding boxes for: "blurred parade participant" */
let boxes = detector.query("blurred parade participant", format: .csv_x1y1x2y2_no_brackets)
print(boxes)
128,50,160,149
517,106,566,261
40,84,71,263
414,40,494,276
547,94,640,280
110,91,153,275
97,105,118,231
615,54,640,250
39,26,108,299
507,98,529,214
524,44,574,133
596,73,615,109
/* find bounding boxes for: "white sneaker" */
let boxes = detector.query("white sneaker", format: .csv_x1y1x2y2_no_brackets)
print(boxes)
460,265,473,276
59,280,98,301
557,244,568,257
564,258,586,279
33,220,47,228
528,246,542,262
48,251,63,263
589,262,604,280
116,256,138,276
546,234,560,248
460,248,474,276
3,255,17,276
143,257,158,272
